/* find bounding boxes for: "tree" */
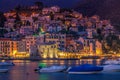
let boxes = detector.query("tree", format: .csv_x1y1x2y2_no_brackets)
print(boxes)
93,33,103,42
0,12,6,28
50,12,54,20
0,29,8,37
32,17,38,22
14,13,21,29
15,5,22,12
34,1,44,10
97,28,102,35
103,34,120,54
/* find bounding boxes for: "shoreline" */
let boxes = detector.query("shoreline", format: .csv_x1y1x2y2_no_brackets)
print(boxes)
0,58,80,61
0,55,118,61
0,57,103,61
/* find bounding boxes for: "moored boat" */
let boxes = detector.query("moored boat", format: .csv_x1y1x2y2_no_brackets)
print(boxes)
0,69,9,73
38,66,66,73
67,64,103,74
0,62,15,66
103,65,120,72
104,60,120,65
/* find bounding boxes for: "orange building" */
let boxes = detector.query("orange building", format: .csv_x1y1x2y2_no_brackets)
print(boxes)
0,38,17,57
0,38,29,58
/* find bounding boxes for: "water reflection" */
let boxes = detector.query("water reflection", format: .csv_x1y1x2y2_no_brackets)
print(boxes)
39,59,103,66
0,59,104,80
39,73,68,80
8,61,39,80
39,74,49,80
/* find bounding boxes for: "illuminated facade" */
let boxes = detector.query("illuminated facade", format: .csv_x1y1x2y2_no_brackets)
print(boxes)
83,39,96,54
38,42,58,58
23,35,44,53
0,38,17,57
23,36,37,53
95,40,102,55
12,41,29,58
45,33,66,49
0,38,29,58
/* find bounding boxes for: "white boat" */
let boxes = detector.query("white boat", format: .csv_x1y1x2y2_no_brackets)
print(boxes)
0,69,9,73
103,65,120,72
104,60,120,65
39,66,66,73
0,62,15,66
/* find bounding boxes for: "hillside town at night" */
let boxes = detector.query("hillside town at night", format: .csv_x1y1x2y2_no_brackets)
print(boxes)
0,3,120,59
1,1,120,80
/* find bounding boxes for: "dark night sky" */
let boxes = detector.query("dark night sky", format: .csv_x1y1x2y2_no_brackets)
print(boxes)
0,0,81,12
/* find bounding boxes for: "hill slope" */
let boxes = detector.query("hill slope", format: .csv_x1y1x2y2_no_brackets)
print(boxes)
75,0,120,30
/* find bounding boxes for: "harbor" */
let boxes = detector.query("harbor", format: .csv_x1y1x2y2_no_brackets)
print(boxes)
0,0,120,80
0,59,120,80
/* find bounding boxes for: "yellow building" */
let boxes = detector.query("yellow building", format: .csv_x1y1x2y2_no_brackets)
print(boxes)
12,41,30,58
96,40,102,55
38,42,58,58
10,40,18,57
12,52,29,58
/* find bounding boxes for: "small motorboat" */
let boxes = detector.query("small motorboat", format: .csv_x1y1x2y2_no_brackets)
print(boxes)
67,64,103,74
104,60,120,65
34,63,47,72
0,69,9,73
38,66,66,73
0,62,15,66
103,65,120,72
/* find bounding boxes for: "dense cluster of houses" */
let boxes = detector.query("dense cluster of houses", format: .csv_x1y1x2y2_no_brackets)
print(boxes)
0,5,119,59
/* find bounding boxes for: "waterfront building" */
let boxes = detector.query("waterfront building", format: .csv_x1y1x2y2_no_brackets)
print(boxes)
0,38,30,58
17,41,26,52
22,35,45,55
0,38,18,57
12,41,29,58
38,42,58,58
45,33,66,49
23,35,38,53
83,38,96,54
95,40,102,55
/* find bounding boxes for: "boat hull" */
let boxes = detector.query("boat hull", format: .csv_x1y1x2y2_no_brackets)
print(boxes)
0,69,8,73
68,64,103,74
39,66,66,73
40,69,64,73
68,71,101,74
104,60,120,65
0,62,14,66
103,65,120,72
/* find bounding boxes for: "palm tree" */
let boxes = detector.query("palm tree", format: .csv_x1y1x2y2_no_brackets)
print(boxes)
34,1,44,10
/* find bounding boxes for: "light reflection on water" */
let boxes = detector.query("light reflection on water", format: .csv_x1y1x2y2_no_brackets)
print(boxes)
0,59,120,80
37,59,103,67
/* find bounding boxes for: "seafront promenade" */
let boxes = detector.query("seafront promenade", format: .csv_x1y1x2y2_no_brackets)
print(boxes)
0,54,119,60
